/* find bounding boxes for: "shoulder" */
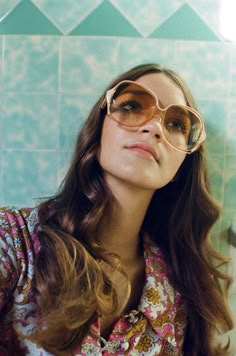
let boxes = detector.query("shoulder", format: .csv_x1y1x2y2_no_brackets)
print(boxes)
0,206,41,286
0,206,40,240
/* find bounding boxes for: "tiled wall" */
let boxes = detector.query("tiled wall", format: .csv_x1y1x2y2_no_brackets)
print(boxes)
0,0,235,342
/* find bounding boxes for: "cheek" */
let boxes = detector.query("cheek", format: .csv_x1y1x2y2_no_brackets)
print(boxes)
98,117,118,166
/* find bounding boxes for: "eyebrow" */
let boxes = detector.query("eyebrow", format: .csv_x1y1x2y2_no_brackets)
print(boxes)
120,89,153,97
118,88,187,110
120,88,168,107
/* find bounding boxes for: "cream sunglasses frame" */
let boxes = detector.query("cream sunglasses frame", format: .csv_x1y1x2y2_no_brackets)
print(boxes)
101,80,206,154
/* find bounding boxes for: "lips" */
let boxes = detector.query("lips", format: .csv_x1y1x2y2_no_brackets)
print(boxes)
125,142,159,162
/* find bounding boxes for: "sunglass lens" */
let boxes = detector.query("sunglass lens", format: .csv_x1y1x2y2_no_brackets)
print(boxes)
110,83,156,126
164,106,201,151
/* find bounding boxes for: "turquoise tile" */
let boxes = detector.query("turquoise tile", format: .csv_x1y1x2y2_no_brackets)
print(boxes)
117,38,176,73
198,100,227,155
59,94,94,150
224,156,236,210
110,0,184,37
0,150,2,206
2,94,58,149
32,0,103,35
4,36,59,92
58,150,73,185
0,0,61,35
69,1,141,36
187,0,222,38
0,0,20,20
211,215,222,250
2,150,58,206
218,230,229,269
226,101,236,154
150,3,220,41
0,95,2,147
0,37,2,92
207,154,224,205
173,41,230,100
221,209,236,233
230,45,236,98
60,37,119,94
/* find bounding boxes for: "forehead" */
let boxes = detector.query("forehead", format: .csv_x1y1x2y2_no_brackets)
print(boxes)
135,73,187,107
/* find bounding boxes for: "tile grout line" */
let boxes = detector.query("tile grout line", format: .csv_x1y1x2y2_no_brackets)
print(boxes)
57,37,62,188
0,35,5,205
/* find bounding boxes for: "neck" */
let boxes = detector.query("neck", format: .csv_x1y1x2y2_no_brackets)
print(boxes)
99,177,154,263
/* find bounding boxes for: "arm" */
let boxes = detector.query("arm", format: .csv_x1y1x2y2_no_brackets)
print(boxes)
0,208,19,312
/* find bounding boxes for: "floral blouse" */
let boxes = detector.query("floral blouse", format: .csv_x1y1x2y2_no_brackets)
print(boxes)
0,207,187,355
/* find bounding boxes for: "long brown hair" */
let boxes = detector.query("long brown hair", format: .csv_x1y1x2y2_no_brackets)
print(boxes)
27,64,234,355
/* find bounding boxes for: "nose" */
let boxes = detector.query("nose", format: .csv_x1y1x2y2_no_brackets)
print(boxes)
137,114,164,140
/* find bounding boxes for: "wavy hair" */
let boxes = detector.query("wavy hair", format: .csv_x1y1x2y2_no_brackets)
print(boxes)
27,64,234,355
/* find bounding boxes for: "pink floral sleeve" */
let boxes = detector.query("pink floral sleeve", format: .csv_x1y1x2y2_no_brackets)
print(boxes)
0,207,41,355
0,208,20,309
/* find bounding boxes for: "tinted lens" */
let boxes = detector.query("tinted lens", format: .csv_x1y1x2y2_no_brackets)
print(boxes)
110,82,156,126
163,106,202,151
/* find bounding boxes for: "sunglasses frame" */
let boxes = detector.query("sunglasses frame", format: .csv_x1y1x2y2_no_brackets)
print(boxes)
101,80,206,154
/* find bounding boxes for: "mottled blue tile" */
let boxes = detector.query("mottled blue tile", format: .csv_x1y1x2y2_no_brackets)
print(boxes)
110,0,184,37
2,150,58,206
226,100,236,154
0,150,2,206
2,94,58,149
173,41,230,100
117,38,176,73
230,44,236,98
58,150,73,185
211,214,223,249
0,95,2,147
221,209,236,232
59,94,96,150
32,0,103,34
198,100,227,155
60,37,119,94
207,154,224,204
4,36,59,92
0,37,2,92
224,155,236,210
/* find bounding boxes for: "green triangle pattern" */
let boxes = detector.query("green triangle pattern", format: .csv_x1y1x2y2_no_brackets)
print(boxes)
0,0,62,35
149,3,220,41
70,1,141,37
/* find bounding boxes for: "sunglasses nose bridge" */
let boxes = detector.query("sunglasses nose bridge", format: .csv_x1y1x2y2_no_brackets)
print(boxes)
149,104,165,124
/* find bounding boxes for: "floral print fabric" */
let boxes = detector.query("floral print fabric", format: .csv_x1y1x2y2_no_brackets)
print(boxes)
0,207,186,355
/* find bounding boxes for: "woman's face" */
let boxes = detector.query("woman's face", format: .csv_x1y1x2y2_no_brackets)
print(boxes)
98,73,187,192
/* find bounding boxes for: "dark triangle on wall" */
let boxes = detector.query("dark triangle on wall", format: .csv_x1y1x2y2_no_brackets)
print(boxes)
0,0,62,35
149,3,220,41
70,1,141,37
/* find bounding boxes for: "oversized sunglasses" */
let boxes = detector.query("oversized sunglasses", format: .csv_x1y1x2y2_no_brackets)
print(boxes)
101,80,206,154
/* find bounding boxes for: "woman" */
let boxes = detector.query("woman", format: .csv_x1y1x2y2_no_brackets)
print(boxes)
0,64,234,355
